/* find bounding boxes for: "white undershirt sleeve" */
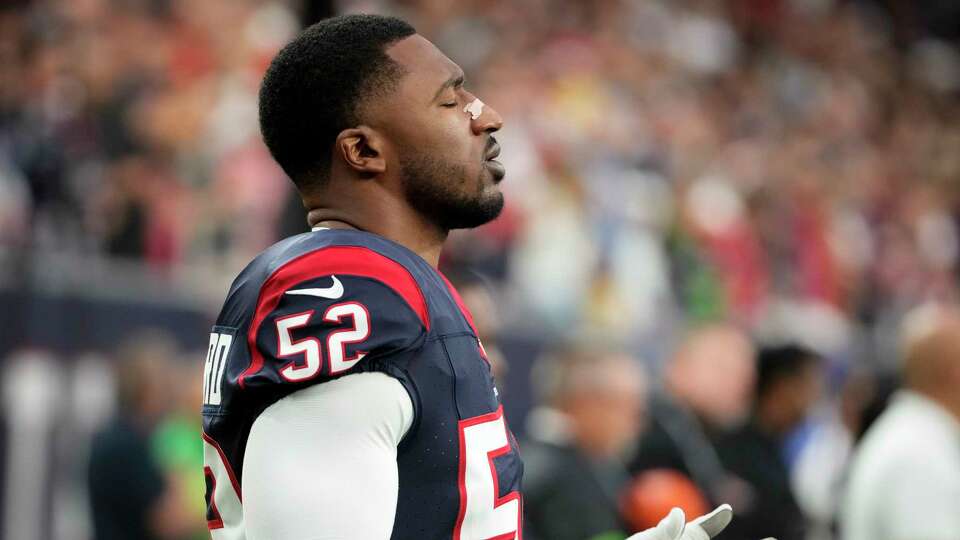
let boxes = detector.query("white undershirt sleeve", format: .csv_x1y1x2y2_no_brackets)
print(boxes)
242,372,415,540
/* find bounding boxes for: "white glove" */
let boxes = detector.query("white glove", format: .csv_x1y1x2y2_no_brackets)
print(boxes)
626,504,776,540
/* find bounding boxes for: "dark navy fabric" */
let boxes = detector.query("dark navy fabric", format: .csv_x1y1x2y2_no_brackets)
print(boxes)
201,229,523,539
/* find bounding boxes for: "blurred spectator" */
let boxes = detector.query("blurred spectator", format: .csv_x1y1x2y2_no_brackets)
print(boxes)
1,350,61,540
629,323,755,507
842,304,960,540
789,366,898,540
0,0,956,341
715,344,824,540
523,340,647,540
151,357,209,540
87,331,196,540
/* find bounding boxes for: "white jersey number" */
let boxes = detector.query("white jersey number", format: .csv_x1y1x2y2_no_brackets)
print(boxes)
276,302,371,381
276,312,323,382
454,407,521,540
323,302,370,374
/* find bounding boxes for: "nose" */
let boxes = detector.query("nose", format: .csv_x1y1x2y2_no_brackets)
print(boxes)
472,101,503,135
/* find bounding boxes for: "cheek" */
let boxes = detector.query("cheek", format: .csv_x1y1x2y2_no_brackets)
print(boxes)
387,110,447,155
429,112,477,160
606,396,642,429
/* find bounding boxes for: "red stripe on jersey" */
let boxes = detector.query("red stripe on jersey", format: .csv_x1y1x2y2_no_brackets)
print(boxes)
239,246,429,389
439,273,478,335
439,273,491,363
201,431,242,503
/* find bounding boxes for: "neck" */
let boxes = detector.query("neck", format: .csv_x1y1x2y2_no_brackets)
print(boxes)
945,401,960,425
912,386,960,424
307,204,447,268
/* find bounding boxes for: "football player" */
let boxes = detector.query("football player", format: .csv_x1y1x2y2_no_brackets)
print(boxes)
200,14,761,540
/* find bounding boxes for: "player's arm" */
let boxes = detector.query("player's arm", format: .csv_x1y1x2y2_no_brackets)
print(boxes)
242,371,414,540
238,251,428,539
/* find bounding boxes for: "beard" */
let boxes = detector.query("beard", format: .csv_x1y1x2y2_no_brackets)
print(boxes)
400,151,504,231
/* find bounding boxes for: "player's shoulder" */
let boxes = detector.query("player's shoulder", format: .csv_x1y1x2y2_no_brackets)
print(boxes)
222,229,437,387
266,229,424,274
223,229,431,328
247,228,424,281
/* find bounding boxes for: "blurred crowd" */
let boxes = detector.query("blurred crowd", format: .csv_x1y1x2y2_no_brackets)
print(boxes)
2,0,960,539
3,0,960,347
522,305,960,540
1,333,209,540
86,332,207,540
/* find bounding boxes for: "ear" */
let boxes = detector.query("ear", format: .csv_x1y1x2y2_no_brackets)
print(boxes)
335,126,387,175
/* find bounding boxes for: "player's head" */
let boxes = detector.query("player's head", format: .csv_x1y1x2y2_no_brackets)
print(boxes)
533,339,647,458
753,343,823,432
667,323,756,428
259,14,505,232
114,329,178,420
900,303,960,411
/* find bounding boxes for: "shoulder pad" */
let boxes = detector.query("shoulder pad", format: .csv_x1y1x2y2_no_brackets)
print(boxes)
239,246,428,388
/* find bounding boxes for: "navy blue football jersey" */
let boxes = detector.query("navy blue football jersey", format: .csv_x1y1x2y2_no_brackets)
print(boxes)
201,229,523,540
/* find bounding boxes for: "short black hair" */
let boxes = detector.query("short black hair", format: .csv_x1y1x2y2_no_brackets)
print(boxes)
755,343,821,399
258,14,416,191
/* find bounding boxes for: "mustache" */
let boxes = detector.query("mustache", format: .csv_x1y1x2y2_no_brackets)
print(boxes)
484,137,500,160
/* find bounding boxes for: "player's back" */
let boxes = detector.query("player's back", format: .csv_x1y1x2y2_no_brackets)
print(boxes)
201,228,523,539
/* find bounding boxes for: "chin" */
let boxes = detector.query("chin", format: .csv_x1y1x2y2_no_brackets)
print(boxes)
480,181,504,199
443,191,505,231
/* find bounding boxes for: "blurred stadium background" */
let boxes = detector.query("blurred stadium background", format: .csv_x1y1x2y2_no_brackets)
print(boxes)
1,0,959,539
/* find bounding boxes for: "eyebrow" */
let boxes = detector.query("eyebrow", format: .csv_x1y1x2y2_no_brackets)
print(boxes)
432,72,465,102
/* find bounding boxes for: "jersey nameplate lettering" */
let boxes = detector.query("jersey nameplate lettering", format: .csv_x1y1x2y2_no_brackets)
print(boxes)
203,328,235,406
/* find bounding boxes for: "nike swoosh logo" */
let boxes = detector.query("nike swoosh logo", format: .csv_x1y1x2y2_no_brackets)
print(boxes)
285,275,344,299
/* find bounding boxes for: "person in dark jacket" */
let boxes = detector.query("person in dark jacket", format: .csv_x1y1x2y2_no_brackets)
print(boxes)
523,340,648,540
715,344,824,540
629,324,756,508
87,332,195,540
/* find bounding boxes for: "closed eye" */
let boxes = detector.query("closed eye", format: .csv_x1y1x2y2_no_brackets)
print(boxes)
433,72,466,104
